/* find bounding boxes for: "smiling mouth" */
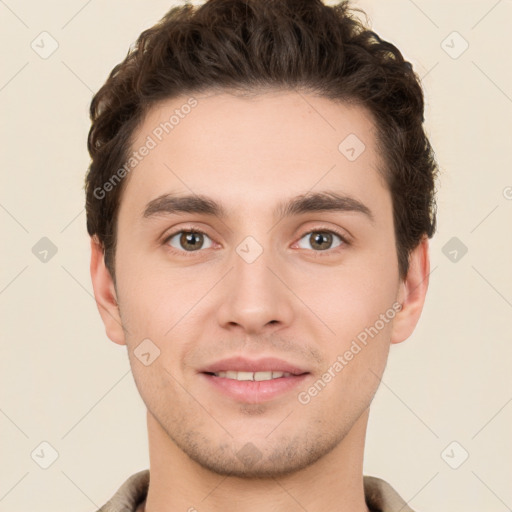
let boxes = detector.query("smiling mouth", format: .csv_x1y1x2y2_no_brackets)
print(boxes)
201,368,310,403
205,371,298,381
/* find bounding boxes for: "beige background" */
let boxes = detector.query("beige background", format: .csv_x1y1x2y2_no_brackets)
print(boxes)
1,0,511,510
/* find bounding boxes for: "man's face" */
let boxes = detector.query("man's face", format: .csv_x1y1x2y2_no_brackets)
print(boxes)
110,90,404,477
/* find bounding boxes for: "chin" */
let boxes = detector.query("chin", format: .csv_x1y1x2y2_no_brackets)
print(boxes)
173,428,346,479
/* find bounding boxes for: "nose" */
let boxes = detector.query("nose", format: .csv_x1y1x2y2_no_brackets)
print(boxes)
216,243,295,335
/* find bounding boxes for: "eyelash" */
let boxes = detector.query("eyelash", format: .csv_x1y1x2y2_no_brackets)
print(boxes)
162,225,351,257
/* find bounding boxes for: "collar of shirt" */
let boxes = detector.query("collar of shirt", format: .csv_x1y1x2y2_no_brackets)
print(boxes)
96,469,415,512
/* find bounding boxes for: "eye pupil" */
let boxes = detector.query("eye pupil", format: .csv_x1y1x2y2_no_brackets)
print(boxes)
181,232,203,251
310,232,332,250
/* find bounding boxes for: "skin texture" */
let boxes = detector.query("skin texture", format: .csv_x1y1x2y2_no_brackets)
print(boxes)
90,90,430,512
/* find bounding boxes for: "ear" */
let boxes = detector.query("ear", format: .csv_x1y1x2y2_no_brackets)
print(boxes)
391,236,430,344
89,236,126,346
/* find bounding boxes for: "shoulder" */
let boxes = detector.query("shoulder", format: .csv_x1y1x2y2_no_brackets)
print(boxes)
363,475,415,512
95,469,149,512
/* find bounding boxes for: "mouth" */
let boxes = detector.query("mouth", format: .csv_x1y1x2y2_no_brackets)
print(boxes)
199,357,310,403
206,370,296,381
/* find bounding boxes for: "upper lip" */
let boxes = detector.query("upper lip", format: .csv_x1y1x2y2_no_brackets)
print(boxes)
200,356,309,375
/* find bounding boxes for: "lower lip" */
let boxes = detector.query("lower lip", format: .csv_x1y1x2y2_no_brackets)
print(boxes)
201,373,309,403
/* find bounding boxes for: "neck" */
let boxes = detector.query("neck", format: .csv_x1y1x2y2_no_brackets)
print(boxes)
142,409,371,512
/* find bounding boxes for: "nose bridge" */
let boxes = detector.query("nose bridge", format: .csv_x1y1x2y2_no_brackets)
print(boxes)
216,234,293,332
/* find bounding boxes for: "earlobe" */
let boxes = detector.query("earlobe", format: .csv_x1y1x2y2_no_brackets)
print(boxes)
89,236,126,346
390,236,430,344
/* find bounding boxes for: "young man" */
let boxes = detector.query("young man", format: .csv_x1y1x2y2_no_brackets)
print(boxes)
85,0,438,510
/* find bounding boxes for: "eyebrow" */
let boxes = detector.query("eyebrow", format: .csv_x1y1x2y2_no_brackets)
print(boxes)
142,191,375,223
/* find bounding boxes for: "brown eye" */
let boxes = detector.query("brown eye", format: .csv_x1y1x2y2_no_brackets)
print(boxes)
297,231,344,251
166,231,213,252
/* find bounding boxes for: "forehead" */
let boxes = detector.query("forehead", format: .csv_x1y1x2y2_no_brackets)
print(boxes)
121,90,388,220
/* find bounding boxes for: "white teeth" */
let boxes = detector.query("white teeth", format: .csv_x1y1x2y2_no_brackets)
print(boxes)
236,371,253,381
213,371,292,381
255,371,273,381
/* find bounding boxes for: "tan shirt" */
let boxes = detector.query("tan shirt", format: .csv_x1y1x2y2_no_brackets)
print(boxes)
96,470,415,512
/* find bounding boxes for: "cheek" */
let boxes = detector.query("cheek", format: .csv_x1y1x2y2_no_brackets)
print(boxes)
303,254,399,341
115,245,210,337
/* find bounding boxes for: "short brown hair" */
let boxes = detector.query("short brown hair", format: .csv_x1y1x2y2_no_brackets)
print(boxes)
85,0,438,283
